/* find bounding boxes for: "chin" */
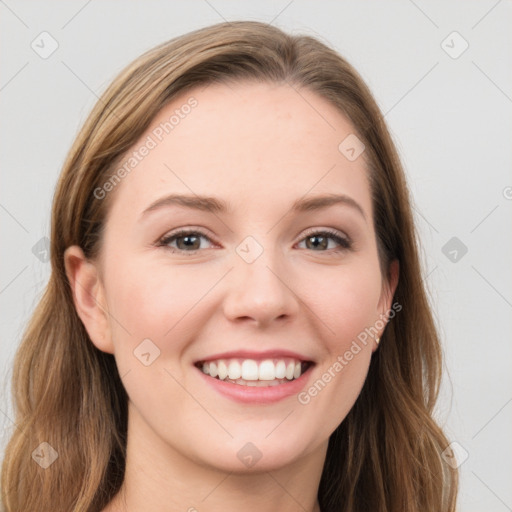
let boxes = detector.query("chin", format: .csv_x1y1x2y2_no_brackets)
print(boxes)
191,429,320,474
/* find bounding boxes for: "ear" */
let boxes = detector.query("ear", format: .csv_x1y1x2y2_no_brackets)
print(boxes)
64,245,114,354
373,259,400,351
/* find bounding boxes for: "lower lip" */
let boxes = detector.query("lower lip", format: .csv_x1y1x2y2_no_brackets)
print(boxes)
195,365,314,404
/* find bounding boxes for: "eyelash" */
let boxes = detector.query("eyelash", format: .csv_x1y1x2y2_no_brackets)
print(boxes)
156,228,353,255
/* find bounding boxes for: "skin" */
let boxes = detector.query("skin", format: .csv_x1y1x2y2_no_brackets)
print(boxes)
65,81,399,512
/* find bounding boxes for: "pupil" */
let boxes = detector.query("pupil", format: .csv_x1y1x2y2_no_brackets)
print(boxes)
176,234,329,251
178,235,199,250
307,235,327,250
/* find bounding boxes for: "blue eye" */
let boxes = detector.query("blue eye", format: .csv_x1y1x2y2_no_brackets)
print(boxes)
157,228,352,254
298,229,352,252
158,230,213,252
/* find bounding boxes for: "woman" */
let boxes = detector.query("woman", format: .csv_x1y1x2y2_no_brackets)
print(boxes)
1,20,458,512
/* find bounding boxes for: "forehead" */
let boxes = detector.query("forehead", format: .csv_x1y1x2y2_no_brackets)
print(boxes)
106,80,371,222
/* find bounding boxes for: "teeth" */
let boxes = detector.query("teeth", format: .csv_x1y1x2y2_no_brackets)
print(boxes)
217,360,228,380
258,360,275,380
228,360,241,380
275,360,286,379
293,362,301,379
285,362,295,380
231,377,289,387
241,360,259,380
199,357,309,384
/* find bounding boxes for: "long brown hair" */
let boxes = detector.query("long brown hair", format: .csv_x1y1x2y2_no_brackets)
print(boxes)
1,20,457,511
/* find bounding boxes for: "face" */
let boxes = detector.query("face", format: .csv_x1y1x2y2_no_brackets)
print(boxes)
69,81,397,473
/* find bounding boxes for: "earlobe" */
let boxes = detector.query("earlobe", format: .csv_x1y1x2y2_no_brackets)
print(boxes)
373,259,400,351
63,245,114,354
385,259,400,310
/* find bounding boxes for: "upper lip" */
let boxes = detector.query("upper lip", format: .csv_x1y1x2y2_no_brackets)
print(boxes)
195,349,315,364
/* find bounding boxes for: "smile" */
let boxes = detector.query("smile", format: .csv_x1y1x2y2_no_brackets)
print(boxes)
195,357,314,387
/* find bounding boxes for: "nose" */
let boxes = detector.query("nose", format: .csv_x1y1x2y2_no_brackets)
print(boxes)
222,248,299,328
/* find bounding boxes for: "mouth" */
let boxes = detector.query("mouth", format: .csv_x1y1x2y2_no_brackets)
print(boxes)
194,357,315,387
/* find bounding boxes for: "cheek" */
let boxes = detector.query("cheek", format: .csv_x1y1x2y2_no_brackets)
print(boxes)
297,266,380,426
304,263,381,419
101,260,212,417
104,256,222,355
309,262,382,348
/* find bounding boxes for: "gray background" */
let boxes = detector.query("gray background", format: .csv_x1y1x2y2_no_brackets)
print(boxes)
1,1,511,510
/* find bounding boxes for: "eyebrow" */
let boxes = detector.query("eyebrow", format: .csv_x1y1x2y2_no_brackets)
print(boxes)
140,193,367,221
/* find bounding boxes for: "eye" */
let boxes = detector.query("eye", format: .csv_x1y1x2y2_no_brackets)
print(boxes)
157,228,352,254
296,229,352,252
158,229,215,253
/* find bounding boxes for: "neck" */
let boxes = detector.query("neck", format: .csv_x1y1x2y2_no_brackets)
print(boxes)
103,403,327,512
